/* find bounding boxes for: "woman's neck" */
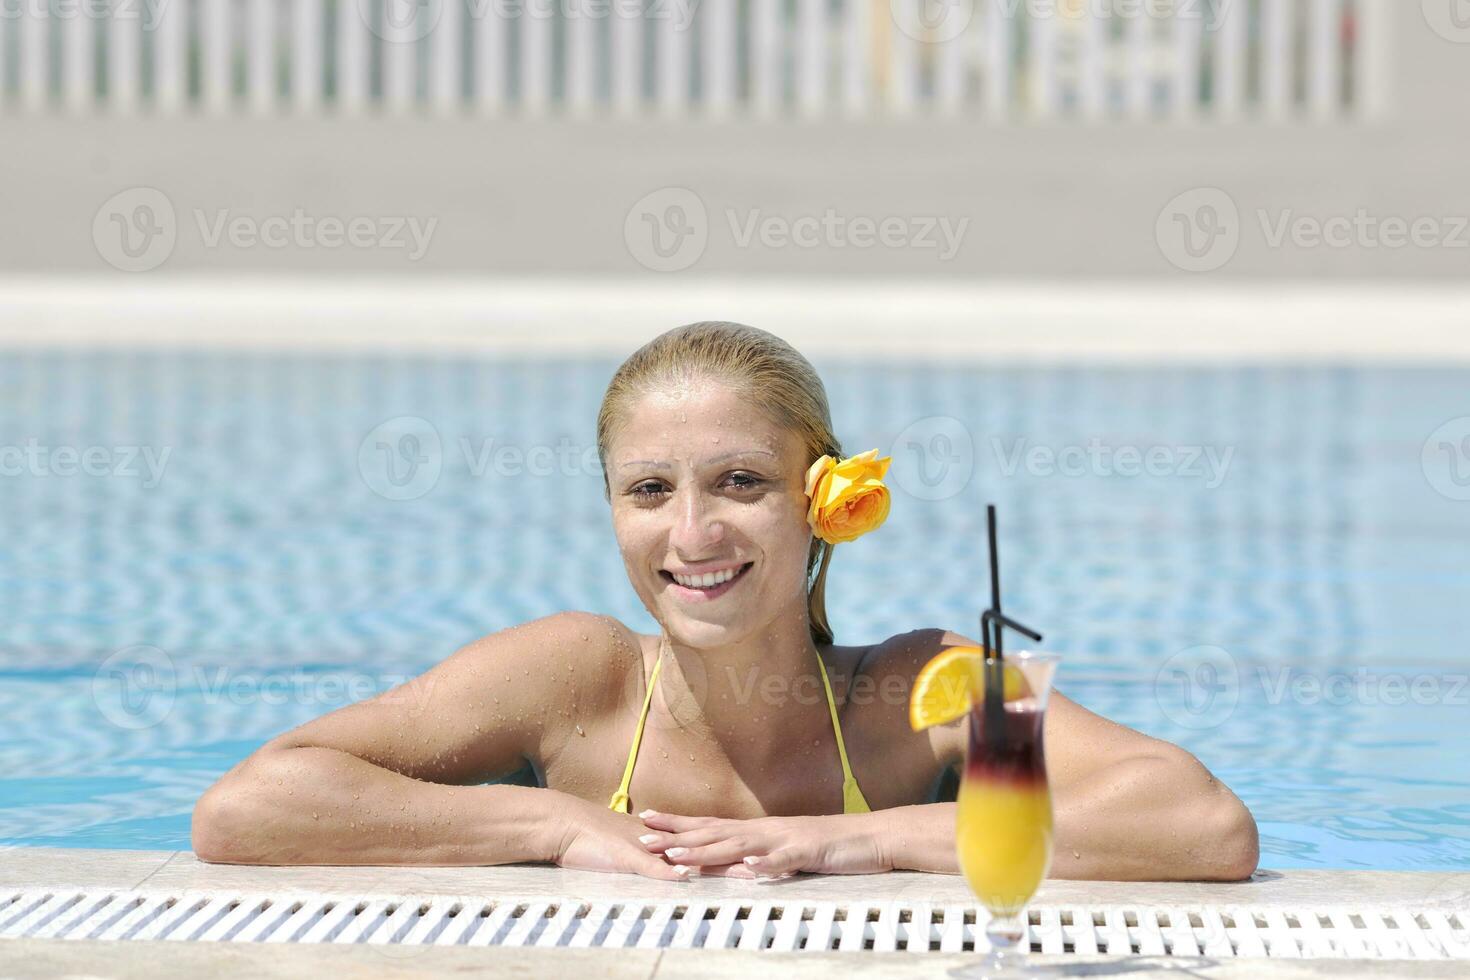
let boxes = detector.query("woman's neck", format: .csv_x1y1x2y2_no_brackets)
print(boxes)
654,606,837,762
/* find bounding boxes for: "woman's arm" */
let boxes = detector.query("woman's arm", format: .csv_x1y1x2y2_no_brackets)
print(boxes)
919,630,1260,882
192,742,560,866
635,627,1257,881
191,611,692,879
874,730,1259,882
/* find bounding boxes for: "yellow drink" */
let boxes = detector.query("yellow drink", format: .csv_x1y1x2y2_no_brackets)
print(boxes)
956,777,1054,916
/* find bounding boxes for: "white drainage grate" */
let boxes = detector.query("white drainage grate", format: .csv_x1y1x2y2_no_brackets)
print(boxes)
3,888,1468,959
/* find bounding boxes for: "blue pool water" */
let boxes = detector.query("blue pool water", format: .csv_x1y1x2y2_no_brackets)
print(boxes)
1,351,1468,870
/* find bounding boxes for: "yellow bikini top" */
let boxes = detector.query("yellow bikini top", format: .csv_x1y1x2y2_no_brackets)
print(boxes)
608,641,872,815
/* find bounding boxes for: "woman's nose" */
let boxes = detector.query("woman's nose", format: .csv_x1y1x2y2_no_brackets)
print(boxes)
668,487,725,552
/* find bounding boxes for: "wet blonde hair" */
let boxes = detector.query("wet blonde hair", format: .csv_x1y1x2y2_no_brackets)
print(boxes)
597,321,842,647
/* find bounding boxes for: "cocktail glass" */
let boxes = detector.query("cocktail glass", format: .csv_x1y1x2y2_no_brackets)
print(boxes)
950,650,1060,979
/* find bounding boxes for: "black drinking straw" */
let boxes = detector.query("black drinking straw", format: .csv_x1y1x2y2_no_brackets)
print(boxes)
981,504,1044,748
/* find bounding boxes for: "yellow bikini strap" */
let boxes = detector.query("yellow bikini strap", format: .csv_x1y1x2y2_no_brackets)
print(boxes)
609,647,664,814
815,649,871,814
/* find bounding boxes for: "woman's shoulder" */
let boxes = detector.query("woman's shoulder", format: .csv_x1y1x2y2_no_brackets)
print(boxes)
857,626,984,680
847,626,984,741
459,610,645,698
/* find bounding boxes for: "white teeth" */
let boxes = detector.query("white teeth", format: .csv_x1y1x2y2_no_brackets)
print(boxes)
671,565,742,589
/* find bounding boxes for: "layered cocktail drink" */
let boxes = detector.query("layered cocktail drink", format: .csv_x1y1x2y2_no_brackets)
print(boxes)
952,651,1059,978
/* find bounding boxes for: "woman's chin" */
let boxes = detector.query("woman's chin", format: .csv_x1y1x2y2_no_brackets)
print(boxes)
660,611,744,646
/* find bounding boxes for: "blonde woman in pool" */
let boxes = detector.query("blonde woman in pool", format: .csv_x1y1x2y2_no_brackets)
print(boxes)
192,322,1258,882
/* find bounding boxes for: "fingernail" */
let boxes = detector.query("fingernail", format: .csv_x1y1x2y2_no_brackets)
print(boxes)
672,864,691,877
638,834,659,845
743,855,761,866
638,809,658,818
665,847,688,858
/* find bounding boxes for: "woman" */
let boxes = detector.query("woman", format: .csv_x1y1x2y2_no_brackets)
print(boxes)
193,321,1258,882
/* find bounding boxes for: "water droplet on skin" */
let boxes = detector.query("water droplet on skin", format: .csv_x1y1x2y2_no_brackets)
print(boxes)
312,813,318,820
575,725,585,737
688,753,695,761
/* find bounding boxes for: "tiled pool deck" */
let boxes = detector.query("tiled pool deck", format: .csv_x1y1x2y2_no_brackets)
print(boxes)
2,848,1468,977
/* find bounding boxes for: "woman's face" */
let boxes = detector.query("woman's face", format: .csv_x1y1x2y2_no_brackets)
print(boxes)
607,381,814,649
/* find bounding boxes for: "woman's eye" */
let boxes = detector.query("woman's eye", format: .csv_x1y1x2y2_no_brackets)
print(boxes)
628,475,761,499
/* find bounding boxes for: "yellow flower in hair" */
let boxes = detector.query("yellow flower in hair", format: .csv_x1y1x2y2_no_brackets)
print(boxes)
804,448,893,545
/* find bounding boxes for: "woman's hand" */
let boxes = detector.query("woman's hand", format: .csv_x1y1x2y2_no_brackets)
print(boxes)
635,809,893,878
553,797,703,881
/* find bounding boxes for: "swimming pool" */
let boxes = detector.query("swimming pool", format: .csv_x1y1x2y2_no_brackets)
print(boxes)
1,351,1467,871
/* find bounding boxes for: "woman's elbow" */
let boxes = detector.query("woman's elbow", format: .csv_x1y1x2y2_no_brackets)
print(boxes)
1206,787,1260,881
192,781,250,863
1166,748,1259,881
191,755,282,864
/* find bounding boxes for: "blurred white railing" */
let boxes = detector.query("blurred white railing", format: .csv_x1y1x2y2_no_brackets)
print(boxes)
0,0,1389,121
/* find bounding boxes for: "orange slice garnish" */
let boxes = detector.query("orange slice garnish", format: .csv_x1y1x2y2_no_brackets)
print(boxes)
908,645,1028,731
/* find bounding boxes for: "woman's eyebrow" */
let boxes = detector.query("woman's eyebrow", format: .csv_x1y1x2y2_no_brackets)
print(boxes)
618,450,777,471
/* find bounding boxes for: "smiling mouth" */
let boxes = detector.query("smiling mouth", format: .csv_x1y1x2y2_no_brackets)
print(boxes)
660,562,754,597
